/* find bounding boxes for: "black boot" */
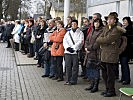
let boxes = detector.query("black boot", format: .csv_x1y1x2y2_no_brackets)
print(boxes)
90,79,99,93
85,80,94,91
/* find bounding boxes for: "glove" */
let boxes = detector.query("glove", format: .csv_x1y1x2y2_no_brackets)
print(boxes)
67,47,75,53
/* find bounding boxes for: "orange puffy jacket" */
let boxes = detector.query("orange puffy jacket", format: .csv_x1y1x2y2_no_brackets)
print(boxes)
49,28,66,56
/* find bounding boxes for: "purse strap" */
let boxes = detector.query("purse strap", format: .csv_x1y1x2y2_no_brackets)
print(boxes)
69,31,75,45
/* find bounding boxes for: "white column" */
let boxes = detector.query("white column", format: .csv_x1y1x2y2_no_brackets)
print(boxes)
64,0,70,26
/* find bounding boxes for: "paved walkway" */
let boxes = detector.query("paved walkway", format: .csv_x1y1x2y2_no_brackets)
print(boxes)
0,43,132,100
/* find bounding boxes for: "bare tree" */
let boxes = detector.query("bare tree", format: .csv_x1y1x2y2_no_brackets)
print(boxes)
0,0,3,19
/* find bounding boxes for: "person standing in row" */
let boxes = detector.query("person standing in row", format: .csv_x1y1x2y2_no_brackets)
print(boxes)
49,20,66,81
119,17,133,85
96,13,126,97
85,18,104,93
63,20,84,85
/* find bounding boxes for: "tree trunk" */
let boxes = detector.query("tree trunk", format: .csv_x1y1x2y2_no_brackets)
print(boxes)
0,0,3,19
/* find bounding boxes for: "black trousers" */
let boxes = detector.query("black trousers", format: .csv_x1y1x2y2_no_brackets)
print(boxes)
51,56,63,79
114,63,119,79
7,36,12,47
101,62,116,92
29,43,35,56
65,54,79,83
36,40,43,58
23,43,29,54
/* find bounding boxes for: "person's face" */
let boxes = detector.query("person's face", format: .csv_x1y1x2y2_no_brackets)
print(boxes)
107,18,116,25
93,15,97,21
48,21,54,28
29,21,32,26
123,19,129,27
67,18,72,24
72,22,78,29
25,22,29,26
41,21,45,26
83,19,89,26
94,21,100,29
38,18,42,23
57,23,63,29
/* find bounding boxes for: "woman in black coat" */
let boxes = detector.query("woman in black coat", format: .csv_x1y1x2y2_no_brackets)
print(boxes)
35,19,48,59
119,17,133,85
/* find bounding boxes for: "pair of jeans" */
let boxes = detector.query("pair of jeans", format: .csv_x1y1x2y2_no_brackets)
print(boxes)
86,61,100,80
119,56,130,82
50,56,56,77
44,60,51,76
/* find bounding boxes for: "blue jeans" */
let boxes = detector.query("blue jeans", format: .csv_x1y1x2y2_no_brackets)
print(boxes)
44,60,51,76
120,57,130,82
49,56,56,76
86,60,100,80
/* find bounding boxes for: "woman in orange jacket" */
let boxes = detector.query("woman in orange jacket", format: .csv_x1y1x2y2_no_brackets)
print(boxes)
49,20,66,81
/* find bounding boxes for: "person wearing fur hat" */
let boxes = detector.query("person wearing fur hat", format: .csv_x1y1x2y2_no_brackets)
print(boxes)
96,13,126,97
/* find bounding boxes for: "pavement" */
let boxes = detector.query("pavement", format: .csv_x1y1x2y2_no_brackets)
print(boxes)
0,43,132,100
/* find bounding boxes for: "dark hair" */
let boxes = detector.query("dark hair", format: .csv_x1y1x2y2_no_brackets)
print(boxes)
88,16,93,20
28,19,34,26
83,18,89,22
55,17,61,21
71,19,78,25
41,19,46,25
93,13,102,19
123,17,132,26
67,16,72,20
93,18,103,29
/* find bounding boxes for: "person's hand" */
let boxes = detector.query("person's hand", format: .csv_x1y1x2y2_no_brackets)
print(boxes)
85,48,90,53
37,35,41,39
43,43,48,48
24,35,26,38
67,47,75,53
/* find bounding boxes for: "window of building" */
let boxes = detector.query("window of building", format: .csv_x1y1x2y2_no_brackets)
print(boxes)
116,1,120,15
129,0,133,16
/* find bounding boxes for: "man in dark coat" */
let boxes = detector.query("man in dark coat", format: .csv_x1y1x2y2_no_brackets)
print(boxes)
6,21,15,48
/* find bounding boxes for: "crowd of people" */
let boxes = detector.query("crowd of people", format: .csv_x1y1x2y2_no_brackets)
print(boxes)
0,12,133,97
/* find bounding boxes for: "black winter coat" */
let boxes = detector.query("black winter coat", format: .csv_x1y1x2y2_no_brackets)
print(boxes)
120,25,133,59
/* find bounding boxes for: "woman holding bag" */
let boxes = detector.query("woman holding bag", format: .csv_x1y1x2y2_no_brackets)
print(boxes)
49,20,66,81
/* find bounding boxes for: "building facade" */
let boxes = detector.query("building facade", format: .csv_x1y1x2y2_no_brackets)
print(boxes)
87,0,133,21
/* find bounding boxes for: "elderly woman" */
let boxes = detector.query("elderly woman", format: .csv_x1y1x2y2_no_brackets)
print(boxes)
41,19,57,78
